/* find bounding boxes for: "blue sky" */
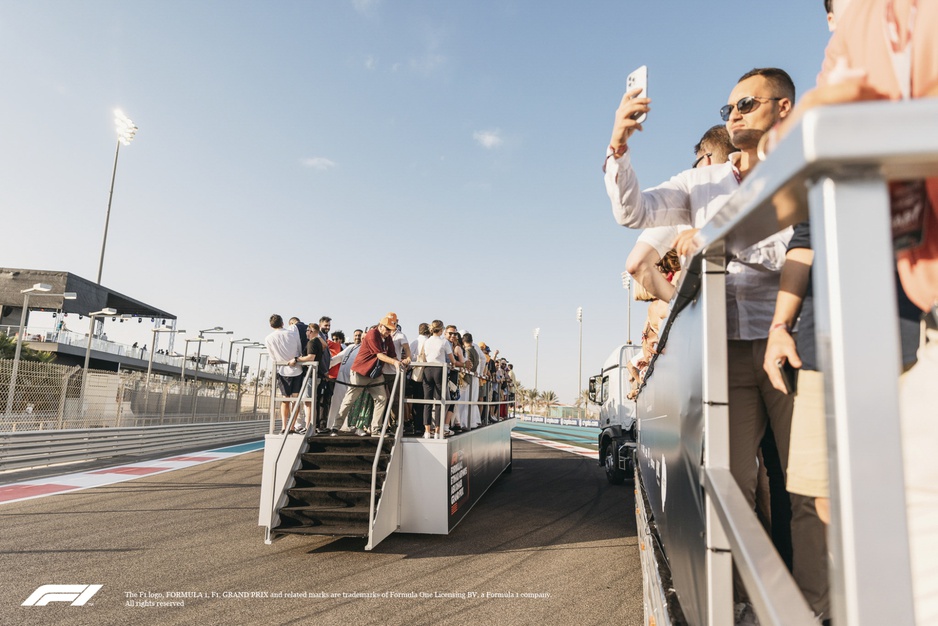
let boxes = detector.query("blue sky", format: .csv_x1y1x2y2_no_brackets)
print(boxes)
1,1,831,402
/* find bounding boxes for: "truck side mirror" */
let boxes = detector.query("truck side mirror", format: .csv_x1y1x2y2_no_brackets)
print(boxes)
588,376,598,403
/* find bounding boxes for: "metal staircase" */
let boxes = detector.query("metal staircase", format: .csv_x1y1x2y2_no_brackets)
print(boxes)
273,435,393,537
259,367,405,549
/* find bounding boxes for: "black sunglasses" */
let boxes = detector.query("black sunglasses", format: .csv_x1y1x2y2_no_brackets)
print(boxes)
692,152,712,168
719,96,783,122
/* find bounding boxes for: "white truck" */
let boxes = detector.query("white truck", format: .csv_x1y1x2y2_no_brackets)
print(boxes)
588,343,642,485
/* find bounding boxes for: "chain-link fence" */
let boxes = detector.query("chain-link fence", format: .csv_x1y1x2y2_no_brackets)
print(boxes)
0,359,271,432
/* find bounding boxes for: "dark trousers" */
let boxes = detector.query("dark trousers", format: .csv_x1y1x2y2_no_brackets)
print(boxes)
318,378,336,428
384,372,403,424
422,368,442,427
406,378,424,429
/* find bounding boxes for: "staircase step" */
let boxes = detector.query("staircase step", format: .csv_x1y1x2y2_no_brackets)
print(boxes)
306,437,395,454
278,504,371,527
292,470,385,489
273,525,368,538
285,487,379,508
299,451,389,471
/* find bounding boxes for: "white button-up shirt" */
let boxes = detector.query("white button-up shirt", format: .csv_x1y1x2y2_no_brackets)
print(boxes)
264,327,303,376
605,150,791,340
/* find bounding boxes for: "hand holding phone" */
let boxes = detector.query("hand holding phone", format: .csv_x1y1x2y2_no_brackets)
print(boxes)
627,65,648,123
610,65,650,155
775,359,798,395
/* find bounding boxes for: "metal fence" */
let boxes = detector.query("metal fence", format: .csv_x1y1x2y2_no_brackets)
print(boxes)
0,358,271,433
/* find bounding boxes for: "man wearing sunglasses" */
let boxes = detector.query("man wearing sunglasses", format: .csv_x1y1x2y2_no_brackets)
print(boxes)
604,67,827,617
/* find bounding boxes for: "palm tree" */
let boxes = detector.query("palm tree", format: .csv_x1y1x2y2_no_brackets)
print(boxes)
574,389,591,418
539,390,559,415
524,388,539,414
0,334,55,362
512,381,526,411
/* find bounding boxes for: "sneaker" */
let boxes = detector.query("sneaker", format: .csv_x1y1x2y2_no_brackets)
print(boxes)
423,431,432,439
734,602,759,626
355,428,369,437
329,429,338,437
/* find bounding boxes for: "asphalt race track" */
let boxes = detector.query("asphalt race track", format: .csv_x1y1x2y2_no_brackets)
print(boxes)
0,438,643,626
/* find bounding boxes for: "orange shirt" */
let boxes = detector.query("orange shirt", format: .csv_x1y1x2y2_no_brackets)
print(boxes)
818,0,938,311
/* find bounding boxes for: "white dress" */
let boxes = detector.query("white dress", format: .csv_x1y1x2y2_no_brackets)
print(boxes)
454,344,470,428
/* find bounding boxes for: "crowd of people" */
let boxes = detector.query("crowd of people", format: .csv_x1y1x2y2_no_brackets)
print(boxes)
263,313,517,440
608,1,937,623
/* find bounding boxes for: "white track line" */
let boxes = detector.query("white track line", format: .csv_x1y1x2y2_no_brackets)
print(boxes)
0,442,264,506
511,431,598,460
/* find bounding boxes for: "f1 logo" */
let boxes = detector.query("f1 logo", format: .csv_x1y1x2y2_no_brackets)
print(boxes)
22,584,102,606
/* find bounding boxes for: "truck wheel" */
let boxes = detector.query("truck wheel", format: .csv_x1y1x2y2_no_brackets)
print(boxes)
604,440,626,485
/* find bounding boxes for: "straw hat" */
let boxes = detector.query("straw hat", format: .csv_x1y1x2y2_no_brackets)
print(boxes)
380,312,399,330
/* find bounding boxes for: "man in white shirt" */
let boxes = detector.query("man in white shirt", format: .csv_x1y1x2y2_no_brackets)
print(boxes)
461,332,483,429
605,67,825,610
328,340,360,434
405,323,430,435
627,125,738,302
264,314,303,434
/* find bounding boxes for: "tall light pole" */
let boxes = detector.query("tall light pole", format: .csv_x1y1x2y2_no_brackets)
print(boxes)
145,328,185,411
192,327,230,386
238,343,265,416
220,337,252,418
577,307,583,415
192,327,231,419
5,284,77,416
254,351,269,415
622,270,633,344
80,307,118,420
181,337,213,383
97,109,138,285
533,328,540,393
180,337,212,416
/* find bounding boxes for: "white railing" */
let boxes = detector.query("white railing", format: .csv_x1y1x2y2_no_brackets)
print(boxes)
1,325,233,377
408,361,515,438
641,99,937,625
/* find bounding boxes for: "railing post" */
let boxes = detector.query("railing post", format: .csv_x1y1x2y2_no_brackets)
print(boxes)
700,244,734,626
809,175,915,625
268,367,276,434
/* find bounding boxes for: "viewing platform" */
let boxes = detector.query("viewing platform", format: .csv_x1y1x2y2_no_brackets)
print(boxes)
1,267,231,383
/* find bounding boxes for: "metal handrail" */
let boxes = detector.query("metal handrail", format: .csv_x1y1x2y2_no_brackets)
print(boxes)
265,361,317,532
408,361,514,437
368,366,404,538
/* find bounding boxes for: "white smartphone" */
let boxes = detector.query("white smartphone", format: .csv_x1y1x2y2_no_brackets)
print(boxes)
627,65,648,123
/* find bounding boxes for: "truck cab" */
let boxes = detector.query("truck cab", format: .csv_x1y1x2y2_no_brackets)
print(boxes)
588,343,642,484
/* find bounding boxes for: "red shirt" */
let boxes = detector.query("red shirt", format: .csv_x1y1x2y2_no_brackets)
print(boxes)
327,340,342,379
352,328,396,377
